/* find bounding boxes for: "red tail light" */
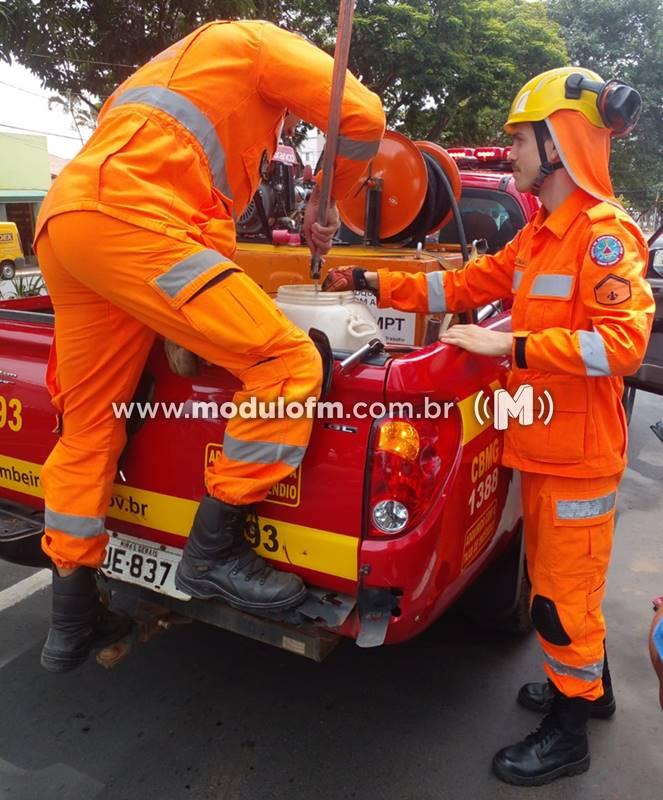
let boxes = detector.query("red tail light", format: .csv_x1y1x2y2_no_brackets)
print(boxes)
366,414,461,538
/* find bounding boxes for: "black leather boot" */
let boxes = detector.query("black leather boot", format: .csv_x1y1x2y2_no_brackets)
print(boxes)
493,693,591,786
175,496,306,612
41,567,133,673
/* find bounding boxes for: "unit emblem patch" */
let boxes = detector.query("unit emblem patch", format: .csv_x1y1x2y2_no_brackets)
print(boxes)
590,235,624,267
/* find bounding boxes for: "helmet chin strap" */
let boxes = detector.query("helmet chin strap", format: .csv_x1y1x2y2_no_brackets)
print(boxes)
531,121,563,195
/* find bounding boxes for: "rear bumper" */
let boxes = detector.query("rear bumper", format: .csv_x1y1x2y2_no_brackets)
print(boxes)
351,512,523,645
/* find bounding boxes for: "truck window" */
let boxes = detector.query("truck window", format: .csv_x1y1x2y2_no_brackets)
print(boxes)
438,188,527,253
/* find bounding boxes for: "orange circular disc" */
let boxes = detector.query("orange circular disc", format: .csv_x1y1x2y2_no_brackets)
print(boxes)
415,141,462,234
338,130,428,239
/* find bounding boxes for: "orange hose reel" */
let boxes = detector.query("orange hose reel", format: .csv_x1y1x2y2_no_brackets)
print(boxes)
338,131,461,242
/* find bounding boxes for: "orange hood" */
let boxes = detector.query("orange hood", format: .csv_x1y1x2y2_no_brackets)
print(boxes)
546,109,619,206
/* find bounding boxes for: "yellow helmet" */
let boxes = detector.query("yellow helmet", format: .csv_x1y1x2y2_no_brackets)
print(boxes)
505,67,606,131
505,67,641,137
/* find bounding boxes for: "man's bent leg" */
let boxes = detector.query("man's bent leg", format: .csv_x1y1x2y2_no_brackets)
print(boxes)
174,276,322,610
44,212,322,612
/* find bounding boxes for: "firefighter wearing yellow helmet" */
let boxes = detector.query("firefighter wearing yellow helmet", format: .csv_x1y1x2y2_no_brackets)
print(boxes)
489,66,648,786
504,66,642,198
323,67,652,786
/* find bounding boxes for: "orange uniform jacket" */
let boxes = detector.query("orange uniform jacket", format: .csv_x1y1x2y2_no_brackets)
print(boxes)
378,188,654,478
35,19,385,307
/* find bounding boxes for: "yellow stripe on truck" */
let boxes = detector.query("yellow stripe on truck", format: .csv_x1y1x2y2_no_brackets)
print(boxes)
0,454,358,581
456,381,502,446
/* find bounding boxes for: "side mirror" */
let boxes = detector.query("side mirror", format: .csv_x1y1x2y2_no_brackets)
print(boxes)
649,248,663,279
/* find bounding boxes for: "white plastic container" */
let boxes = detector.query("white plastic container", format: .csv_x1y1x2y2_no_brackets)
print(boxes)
275,285,384,350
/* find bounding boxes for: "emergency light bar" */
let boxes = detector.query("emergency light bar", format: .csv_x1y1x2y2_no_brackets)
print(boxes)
446,145,512,171
447,147,474,159
448,146,510,162
474,147,504,161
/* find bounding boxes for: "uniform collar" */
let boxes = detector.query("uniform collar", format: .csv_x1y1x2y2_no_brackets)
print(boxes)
532,188,593,240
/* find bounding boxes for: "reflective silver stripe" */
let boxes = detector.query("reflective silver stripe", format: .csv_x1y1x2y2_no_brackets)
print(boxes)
337,136,381,161
556,492,616,521
45,508,105,538
530,274,574,298
578,329,611,376
110,86,232,198
544,652,604,682
156,249,230,298
426,271,446,313
512,270,524,292
223,433,306,468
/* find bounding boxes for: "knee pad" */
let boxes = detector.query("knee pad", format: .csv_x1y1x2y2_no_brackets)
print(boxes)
531,594,572,646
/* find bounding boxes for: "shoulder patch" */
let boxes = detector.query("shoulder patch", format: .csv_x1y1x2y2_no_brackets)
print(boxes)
586,203,617,223
594,274,631,306
590,235,624,267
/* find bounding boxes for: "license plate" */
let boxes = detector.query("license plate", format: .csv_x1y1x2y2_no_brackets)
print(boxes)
101,532,190,600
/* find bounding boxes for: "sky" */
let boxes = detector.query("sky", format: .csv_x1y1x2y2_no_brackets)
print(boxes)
0,60,91,159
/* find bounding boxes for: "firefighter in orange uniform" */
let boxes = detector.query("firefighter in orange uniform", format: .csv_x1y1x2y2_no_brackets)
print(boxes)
34,20,385,673
324,68,654,785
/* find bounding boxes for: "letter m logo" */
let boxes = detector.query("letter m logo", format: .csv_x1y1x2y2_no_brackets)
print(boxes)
493,385,534,430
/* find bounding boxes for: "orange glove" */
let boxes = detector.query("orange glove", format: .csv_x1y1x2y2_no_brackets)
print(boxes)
322,266,374,293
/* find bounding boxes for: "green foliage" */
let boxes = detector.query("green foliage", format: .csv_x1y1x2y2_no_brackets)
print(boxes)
2,1,273,112
547,0,663,209
4,0,567,143
0,1,12,62
253,0,569,146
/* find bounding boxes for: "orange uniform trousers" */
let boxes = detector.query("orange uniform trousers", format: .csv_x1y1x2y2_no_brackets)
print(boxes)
522,470,621,701
36,211,321,570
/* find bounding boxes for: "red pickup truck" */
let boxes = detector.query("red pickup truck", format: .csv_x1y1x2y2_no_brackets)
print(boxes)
0,240,531,661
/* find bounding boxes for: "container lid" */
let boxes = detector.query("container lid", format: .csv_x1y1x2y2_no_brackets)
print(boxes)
276,284,354,306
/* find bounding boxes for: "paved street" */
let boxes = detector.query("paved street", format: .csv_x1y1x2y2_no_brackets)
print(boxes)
0,391,661,800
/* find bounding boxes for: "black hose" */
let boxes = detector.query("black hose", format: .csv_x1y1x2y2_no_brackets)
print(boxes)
436,166,470,265
436,160,476,324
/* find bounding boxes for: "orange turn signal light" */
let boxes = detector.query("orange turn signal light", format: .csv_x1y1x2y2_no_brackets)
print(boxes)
377,421,420,463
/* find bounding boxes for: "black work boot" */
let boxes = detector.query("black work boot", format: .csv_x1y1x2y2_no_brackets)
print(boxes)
174,496,306,612
492,692,591,786
41,567,133,673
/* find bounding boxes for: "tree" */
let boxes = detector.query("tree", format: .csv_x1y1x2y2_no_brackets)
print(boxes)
276,0,567,144
2,0,567,146
1,1,277,116
547,0,663,210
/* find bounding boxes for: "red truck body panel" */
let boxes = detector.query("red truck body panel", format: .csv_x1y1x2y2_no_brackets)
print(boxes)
0,290,521,645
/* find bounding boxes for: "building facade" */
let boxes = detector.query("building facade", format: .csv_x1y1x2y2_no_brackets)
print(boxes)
0,132,51,263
